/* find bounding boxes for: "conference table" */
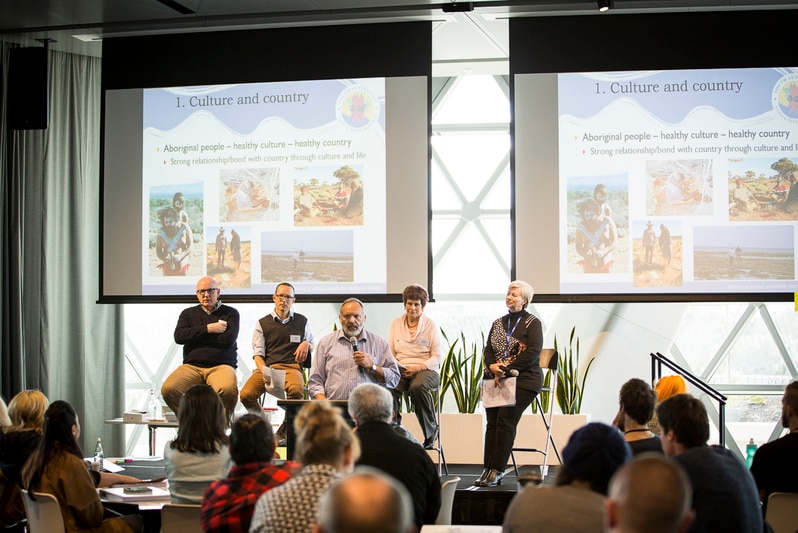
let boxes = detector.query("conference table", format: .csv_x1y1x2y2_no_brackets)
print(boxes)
276,399,354,460
104,418,178,456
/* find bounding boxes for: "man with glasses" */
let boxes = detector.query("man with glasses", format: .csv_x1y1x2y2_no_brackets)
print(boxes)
240,282,314,443
162,276,240,421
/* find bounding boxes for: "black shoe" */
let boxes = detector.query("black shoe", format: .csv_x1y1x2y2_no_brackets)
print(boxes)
482,468,504,487
473,468,491,487
422,429,438,450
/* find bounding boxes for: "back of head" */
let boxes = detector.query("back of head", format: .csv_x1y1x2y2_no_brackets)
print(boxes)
173,384,228,453
316,467,413,533
784,381,798,412
230,413,274,464
619,379,657,425
348,384,392,425
295,401,358,467
655,376,687,402
559,422,632,495
607,454,693,533
656,394,709,448
23,400,81,489
7,390,49,432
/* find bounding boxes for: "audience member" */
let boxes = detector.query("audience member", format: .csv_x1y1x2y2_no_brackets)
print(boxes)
308,298,399,400
613,378,663,455
312,467,414,533
750,380,798,514
240,282,314,444
250,400,360,533
348,384,441,529
503,422,631,532
605,454,694,533
201,413,299,533
164,384,231,504
657,394,763,533
22,400,143,533
162,276,240,421
649,375,688,435
388,284,443,449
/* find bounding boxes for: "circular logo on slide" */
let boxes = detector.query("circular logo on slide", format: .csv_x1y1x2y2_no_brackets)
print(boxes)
772,73,798,123
336,85,380,130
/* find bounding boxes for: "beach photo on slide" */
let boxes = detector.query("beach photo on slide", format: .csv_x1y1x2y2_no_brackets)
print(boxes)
693,224,794,281
261,229,353,283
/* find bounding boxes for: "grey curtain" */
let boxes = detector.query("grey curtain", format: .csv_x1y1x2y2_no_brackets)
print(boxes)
1,44,126,454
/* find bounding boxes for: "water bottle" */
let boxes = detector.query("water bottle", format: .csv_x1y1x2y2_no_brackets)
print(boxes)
148,389,162,420
745,438,757,468
93,438,104,471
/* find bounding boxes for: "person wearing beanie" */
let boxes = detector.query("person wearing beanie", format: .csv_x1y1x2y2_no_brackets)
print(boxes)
502,422,632,533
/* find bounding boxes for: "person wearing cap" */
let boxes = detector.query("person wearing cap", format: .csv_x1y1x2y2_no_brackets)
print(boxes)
502,422,632,532
657,394,762,533
732,178,768,212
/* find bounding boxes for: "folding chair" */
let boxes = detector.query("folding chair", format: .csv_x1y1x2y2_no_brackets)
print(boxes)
20,490,65,533
509,349,562,479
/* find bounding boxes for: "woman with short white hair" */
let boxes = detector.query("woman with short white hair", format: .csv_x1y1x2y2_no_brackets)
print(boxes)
474,280,543,487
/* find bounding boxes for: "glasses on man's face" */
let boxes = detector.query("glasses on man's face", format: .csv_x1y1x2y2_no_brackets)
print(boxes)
274,294,295,301
196,288,219,295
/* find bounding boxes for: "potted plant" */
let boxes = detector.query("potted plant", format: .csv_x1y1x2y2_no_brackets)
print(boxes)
554,326,595,415
439,329,484,414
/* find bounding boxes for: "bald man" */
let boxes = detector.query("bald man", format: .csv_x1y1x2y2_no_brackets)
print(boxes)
162,276,240,420
605,454,694,533
313,467,413,533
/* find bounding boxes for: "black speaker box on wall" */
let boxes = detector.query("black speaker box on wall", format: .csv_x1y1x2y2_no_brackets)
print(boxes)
8,47,49,130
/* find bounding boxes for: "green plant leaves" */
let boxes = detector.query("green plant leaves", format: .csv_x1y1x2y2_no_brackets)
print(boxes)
440,328,485,414
553,326,595,415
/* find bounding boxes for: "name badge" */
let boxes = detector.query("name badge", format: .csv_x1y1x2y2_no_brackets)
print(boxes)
418,339,429,347
290,334,301,343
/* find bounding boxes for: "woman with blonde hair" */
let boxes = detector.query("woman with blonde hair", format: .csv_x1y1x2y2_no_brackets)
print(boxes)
249,401,360,533
1,390,50,486
649,375,688,435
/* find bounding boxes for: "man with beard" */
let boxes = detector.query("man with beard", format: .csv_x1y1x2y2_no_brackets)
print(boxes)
308,298,400,400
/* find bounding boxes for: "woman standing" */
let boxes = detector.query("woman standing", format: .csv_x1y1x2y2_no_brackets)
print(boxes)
474,280,542,487
164,384,231,504
22,401,142,533
388,284,443,449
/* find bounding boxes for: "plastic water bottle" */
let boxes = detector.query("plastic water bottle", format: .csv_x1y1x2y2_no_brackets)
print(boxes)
148,389,162,420
745,438,757,468
93,438,104,471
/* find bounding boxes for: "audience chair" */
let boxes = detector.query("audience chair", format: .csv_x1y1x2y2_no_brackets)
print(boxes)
509,349,562,479
765,492,798,533
20,489,65,533
161,503,203,533
434,475,461,526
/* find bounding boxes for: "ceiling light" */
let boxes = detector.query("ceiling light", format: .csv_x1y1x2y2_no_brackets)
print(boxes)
598,0,611,12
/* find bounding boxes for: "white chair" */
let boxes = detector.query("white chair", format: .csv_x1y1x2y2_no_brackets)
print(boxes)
161,503,203,533
765,492,798,533
434,475,461,525
509,349,562,479
20,489,65,533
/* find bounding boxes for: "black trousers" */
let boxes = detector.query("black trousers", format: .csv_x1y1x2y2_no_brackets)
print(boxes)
483,386,538,471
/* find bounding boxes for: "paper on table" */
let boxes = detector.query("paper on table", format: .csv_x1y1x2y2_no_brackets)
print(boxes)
262,366,286,399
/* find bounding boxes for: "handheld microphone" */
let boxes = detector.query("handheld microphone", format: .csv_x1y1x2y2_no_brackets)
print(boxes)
350,336,364,373
507,369,519,377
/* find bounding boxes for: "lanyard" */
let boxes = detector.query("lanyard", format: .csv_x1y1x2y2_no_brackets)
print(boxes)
505,315,523,360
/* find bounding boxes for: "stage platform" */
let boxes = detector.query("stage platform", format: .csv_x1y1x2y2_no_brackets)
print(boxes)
446,464,559,526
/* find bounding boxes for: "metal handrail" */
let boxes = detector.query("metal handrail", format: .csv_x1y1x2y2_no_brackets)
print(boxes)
650,352,727,447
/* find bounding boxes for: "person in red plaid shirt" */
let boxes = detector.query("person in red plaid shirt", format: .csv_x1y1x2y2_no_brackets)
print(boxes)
201,413,299,533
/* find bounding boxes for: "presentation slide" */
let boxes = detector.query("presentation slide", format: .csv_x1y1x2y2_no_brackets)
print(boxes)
516,66,798,297
141,78,385,295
